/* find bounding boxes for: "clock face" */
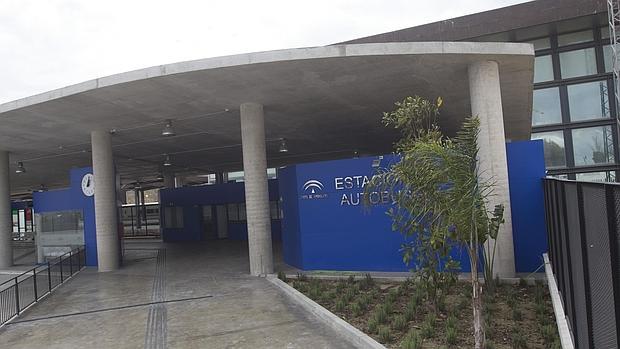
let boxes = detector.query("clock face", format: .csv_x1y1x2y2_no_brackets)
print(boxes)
81,173,95,196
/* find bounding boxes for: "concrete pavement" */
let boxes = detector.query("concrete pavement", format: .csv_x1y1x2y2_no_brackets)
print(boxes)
0,240,351,349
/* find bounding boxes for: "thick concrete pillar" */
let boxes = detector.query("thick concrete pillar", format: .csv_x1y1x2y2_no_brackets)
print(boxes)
163,172,175,188
91,130,120,272
468,61,516,278
0,151,12,268
240,103,273,276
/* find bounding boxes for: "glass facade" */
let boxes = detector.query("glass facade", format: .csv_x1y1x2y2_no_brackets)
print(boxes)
525,25,619,182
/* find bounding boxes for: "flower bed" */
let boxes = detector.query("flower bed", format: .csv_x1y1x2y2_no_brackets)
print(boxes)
284,274,560,349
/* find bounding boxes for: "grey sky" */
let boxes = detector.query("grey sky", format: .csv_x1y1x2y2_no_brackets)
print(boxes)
0,0,528,104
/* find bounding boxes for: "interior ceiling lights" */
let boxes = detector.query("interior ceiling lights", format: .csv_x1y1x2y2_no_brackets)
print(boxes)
161,119,176,137
163,154,172,167
15,161,26,174
278,138,288,153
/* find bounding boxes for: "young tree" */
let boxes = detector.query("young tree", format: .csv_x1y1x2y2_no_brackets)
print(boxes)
368,96,503,348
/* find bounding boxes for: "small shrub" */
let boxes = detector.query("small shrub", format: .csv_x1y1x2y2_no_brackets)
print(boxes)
361,273,375,289
446,326,457,345
367,315,379,333
382,300,394,315
343,288,356,303
375,306,389,324
484,340,496,349
512,308,522,321
392,314,408,331
421,313,436,338
277,271,287,281
347,274,356,284
404,301,417,321
446,314,457,329
518,278,528,288
541,324,557,345
511,328,528,349
335,298,346,312
296,272,308,282
437,293,447,313
387,288,400,303
458,296,469,311
378,325,392,343
401,330,422,349
535,302,547,318
351,302,363,316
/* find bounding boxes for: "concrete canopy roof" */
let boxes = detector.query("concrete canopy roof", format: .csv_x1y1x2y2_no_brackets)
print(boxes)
0,42,534,194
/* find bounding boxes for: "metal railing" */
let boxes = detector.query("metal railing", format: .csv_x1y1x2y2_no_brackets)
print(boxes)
0,246,86,327
543,178,620,349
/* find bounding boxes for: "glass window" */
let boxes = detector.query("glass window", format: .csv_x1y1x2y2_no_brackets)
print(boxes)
227,171,244,182
557,30,593,46
567,81,610,121
550,174,569,180
572,126,615,166
143,189,159,204
559,48,597,78
601,27,610,40
227,204,239,221
575,171,616,182
534,55,554,83
532,131,566,167
532,87,562,125
267,168,277,179
527,37,551,51
604,44,613,73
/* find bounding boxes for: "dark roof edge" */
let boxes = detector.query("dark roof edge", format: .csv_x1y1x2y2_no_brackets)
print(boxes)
337,0,607,44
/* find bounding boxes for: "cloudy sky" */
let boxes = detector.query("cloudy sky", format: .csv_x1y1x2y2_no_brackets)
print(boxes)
0,0,528,104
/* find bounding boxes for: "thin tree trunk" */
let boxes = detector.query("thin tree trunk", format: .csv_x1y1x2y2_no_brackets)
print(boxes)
470,247,485,349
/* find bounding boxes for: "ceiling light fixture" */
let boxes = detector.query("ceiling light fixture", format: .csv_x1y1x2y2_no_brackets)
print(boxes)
278,138,288,153
161,119,176,137
163,154,172,167
15,162,26,174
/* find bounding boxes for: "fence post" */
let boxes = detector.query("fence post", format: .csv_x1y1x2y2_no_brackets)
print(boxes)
69,251,73,276
47,261,52,292
576,182,594,347
14,278,20,315
33,268,38,302
59,256,63,283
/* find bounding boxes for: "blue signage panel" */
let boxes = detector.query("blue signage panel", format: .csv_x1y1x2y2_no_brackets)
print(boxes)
280,155,472,272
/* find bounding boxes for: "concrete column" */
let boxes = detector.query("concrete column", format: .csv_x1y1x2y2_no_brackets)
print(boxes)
163,172,175,188
0,151,12,268
91,130,120,272
468,60,516,278
240,102,273,276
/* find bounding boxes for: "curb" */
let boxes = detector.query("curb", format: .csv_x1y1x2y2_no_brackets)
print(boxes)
266,275,386,349
543,253,574,349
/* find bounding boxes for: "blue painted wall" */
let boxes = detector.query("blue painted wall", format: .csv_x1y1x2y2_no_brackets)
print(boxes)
159,180,281,242
33,167,98,266
280,141,548,273
507,140,548,272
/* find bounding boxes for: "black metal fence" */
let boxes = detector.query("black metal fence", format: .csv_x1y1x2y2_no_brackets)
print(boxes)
543,178,620,349
0,246,85,327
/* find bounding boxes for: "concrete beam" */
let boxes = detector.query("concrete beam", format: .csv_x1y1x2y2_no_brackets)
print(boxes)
240,103,273,276
468,60,516,278
91,130,120,272
0,151,12,268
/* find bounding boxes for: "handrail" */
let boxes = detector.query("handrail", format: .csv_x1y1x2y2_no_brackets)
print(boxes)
0,246,86,327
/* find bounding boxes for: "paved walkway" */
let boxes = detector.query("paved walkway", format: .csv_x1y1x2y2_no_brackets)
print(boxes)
0,240,351,349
